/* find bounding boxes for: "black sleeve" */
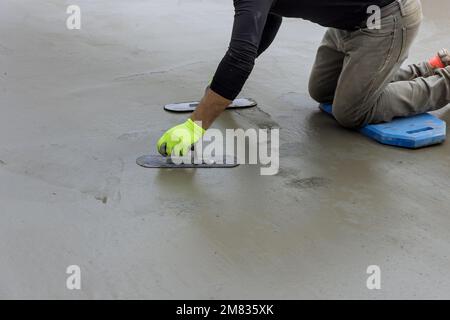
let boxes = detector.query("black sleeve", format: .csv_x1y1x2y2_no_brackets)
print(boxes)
258,13,282,57
210,0,279,101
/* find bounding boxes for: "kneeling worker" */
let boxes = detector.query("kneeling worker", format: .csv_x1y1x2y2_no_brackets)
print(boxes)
157,0,450,156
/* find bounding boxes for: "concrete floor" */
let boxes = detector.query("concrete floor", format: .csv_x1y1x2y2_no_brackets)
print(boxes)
1,0,450,299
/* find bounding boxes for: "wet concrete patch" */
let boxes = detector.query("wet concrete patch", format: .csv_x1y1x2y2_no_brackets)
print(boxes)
277,91,306,107
286,176,331,189
234,107,280,129
280,142,308,157
0,43,13,55
117,129,152,141
95,195,108,204
113,61,206,82
276,167,332,189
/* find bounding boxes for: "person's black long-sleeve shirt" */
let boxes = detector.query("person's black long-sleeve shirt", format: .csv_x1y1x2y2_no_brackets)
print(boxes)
210,0,395,100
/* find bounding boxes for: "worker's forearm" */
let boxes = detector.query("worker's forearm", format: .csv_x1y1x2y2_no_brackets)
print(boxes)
191,88,231,129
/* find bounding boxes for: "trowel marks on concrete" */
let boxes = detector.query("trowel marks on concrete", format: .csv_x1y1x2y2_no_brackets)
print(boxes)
234,107,281,129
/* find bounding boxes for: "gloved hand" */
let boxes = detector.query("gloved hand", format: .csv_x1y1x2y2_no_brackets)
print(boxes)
157,119,206,157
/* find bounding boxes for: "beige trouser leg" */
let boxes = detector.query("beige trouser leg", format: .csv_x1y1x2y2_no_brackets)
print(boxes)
309,0,450,128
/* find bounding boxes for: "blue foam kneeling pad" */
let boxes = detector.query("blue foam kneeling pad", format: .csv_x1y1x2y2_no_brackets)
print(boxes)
319,103,446,149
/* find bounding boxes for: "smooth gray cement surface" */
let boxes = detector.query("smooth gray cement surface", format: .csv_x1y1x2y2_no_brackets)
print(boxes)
1,0,449,299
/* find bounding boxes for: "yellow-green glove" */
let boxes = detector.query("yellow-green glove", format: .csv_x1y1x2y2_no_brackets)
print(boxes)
157,119,206,157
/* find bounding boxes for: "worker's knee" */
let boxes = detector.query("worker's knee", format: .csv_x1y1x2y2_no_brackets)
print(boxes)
332,103,365,129
308,81,330,104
